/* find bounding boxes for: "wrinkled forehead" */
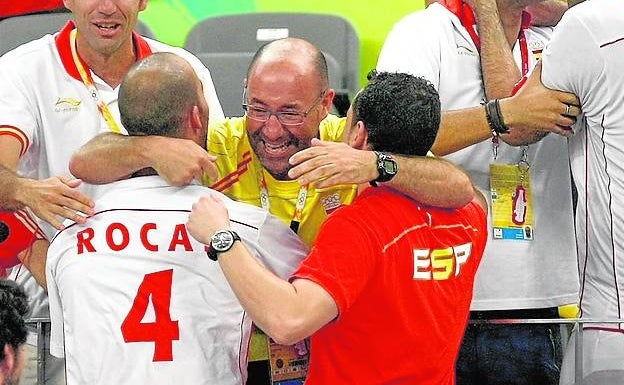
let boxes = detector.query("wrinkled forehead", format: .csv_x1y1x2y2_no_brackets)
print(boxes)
246,60,322,107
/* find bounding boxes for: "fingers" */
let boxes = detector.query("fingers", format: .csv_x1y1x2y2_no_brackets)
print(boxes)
198,155,218,181
187,194,229,243
289,139,331,166
288,153,336,185
20,177,96,230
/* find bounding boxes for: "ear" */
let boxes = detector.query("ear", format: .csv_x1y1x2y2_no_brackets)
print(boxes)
139,0,148,12
189,105,204,133
320,89,336,115
350,121,369,150
0,344,15,376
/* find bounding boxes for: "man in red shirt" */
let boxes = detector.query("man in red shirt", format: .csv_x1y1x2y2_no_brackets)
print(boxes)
188,71,488,384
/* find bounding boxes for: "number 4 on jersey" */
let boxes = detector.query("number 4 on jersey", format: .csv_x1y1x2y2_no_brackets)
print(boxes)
121,269,180,361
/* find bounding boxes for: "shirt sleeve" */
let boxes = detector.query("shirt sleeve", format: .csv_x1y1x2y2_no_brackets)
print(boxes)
376,10,442,90
253,212,309,279
0,57,38,156
291,212,376,316
541,11,600,104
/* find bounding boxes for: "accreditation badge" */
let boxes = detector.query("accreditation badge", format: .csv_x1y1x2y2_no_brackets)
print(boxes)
489,163,534,241
268,338,309,385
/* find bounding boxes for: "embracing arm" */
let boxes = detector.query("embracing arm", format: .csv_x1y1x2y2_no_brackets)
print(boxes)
288,139,473,208
187,195,337,345
69,132,218,186
498,63,579,146
0,137,94,230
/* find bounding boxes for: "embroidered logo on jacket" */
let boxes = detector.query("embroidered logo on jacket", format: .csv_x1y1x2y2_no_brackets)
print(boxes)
54,97,81,113
321,193,342,215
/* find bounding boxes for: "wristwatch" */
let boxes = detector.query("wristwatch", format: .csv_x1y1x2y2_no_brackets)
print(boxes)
370,151,398,187
206,230,241,261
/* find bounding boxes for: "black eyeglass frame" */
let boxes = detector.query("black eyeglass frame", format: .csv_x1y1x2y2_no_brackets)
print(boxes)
241,87,328,126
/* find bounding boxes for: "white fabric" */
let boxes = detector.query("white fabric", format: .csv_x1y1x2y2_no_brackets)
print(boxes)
377,3,579,310
559,328,624,385
0,31,225,353
540,0,624,381
0,32,224,239
46,176,307,385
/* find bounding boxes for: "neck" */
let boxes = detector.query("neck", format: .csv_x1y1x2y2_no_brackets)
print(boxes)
76,37,136,88
498,0,526,47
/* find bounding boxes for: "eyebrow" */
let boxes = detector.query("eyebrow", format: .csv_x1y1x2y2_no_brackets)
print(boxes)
248,97,302,111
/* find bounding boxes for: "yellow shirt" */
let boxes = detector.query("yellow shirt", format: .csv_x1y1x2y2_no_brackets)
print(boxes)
204,115,358,247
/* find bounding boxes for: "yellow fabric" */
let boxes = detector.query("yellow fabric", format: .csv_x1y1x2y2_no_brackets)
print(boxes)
205,115,357,361
205,114,358,247
558,303,580,319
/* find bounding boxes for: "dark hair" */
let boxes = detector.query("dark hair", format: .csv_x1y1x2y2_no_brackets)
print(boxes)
119,52,201,137
352,70,441,156
0,280,28,361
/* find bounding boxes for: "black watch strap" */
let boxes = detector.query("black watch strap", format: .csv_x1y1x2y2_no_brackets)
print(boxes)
370,151,398,187
206,230,241,261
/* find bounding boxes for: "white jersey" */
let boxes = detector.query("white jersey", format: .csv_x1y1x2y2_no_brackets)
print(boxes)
541,0,624,381
46,176,307,385
0,21,224,330
377,3,579,310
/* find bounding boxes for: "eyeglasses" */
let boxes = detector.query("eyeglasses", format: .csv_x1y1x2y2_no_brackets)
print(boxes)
242,88,327,126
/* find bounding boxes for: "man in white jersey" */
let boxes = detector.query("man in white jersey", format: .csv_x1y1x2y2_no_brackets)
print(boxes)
46,52,306,385
521,0,624,383
0,1,223,383
377,0,580,383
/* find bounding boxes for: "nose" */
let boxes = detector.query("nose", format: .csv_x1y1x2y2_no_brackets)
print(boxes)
261,114,285,141
97,0,117,15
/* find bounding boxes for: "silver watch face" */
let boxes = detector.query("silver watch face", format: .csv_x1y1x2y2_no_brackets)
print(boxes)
211,230,235,252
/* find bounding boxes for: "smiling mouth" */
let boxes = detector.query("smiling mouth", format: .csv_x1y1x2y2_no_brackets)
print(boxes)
263,141,291,155
95,23,120,31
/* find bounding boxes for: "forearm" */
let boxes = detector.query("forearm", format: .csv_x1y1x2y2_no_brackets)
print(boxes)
20,240,49,290
385,155,473,208
0,165,25,210
431,107,493,156
218,243,320,345
69,133,153,184
473,0,521,99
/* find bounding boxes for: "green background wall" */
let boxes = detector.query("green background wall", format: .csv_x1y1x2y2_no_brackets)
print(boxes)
139,0,426,88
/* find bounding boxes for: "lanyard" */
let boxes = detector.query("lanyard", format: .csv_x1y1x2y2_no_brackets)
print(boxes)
69,29,122,134
257,169,308,234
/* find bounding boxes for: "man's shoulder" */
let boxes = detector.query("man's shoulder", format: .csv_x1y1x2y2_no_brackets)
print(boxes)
0,34,56,69
209,116,247,142
319,114,346,142
145,38,208,71
392,4,455,31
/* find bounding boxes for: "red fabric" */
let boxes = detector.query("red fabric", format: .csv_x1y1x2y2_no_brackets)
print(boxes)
0,0,65,18
292,187,488,385
0,210,45,268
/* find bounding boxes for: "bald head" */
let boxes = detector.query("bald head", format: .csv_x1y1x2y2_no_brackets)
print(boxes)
119,52,206,138
247,38,329,90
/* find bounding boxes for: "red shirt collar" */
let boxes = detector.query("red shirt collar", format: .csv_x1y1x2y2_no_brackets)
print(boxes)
54,20,153,82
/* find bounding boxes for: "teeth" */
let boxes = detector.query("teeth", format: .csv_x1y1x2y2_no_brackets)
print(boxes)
96,24,116,29
264,142,288,153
